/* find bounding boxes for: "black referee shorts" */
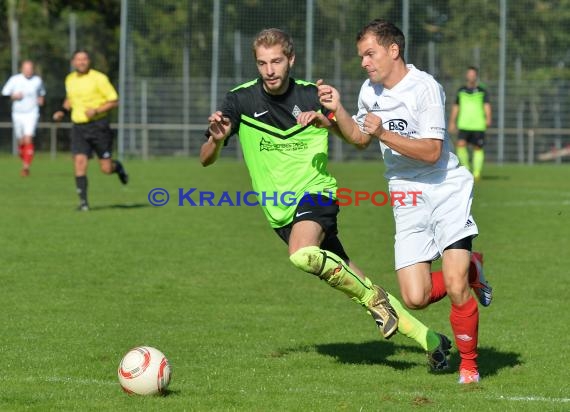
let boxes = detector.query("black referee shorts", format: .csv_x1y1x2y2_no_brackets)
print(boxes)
71,118,114,159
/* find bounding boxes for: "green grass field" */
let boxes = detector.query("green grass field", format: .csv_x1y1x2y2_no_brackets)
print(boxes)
1,155,568,411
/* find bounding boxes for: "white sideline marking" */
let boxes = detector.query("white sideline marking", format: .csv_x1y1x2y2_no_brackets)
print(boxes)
2,376,569,403
497,395,570,403
478,200,570,207
0,375,116,386
396,391,570,404
38,376,116,386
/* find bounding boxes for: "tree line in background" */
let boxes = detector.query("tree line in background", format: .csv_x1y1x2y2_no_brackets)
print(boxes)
1,0,569,122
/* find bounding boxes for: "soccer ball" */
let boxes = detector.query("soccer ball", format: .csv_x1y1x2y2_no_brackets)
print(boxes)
118,346,171,395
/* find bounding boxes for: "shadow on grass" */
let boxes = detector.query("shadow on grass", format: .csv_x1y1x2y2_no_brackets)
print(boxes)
275,342,523,375
160,388,181,397
273,341,421,371
450,346,522,377
89,203,150,211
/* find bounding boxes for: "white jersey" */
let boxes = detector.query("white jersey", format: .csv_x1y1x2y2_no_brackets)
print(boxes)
2,73,46,115
353,65,458,181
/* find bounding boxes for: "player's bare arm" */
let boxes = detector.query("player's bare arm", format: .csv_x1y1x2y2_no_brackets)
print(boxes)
318,82,372,149
200,111,232,167
364,112,442,164
85,99,118,119
448,104,459,134
52,98,71,122
484,102,492,127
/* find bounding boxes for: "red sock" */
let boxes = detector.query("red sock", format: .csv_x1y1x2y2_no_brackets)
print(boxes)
468,259,477,284
428,271,447,303
18,143,25,160
22,143,34,168
450,296,479,372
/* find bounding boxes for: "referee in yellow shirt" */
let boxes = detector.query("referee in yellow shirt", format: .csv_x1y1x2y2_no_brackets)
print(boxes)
53,50,128,211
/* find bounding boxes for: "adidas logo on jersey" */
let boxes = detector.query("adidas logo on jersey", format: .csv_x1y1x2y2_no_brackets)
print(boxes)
292,105,302,119
371,102,381,111
464,218,475,228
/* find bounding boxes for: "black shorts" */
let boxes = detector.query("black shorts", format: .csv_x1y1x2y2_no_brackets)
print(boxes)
274,193,350,261
458,130,486,148
71,118,114,159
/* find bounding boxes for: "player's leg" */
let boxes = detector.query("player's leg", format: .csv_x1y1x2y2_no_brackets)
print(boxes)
469,251,492,306
71,125,91,211
94,119,128,184
455,131,470,170
392,184,443,310
396,262,433,309
74,154,89,211
288,220,398,337
328,238,440,349
12,115,27,176
435,248,494,308
428,253,491,306
471,132,486,182
434,167,486,383
285,194,397,338
20,113,39,175
347,257,450,370
395,262,452,370
442,244,480,384
20,135,33,175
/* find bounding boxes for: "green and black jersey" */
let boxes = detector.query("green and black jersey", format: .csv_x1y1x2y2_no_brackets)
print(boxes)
455,85,489,131
220,77,338,228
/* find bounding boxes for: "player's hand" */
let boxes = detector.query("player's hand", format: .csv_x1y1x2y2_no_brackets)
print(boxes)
316,79,341,113
363,112,386,139
207,111,231,142
52,111,65,122
12,92,23,100
85,108,97,119
296,111,331,129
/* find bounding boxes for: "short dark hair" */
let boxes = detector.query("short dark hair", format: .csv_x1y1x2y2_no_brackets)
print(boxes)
357,19,405,61
72,49,90,59
252,28,294,59
467,66,479,74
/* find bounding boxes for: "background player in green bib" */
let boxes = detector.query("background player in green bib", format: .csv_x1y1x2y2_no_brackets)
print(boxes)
448,66,492,181
201,28,452,371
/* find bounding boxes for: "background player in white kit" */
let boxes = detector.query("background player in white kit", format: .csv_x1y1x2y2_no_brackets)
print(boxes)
303,19,493,384
2,60,46,177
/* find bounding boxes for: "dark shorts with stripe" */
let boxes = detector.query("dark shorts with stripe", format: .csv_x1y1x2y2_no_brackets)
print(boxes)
458,130,486,148
274,193,349,261
71,118,114,159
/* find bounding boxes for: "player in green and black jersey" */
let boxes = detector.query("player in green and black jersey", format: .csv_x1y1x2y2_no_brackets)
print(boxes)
201,29,451,369
448,66,492,181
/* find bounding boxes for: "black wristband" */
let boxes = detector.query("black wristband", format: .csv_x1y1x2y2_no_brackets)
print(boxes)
60,106,69,113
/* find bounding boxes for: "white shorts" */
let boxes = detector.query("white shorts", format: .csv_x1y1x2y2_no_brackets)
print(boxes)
390,166,479,270
12,112,39,139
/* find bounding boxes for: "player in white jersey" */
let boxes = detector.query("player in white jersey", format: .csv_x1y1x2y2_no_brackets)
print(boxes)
301,19,493,384
2,60,46,177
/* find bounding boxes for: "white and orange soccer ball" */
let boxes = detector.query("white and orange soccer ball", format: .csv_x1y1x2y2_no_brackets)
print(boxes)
118,346,171,395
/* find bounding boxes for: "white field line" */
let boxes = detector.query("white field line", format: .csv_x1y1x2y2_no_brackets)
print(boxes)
1,375,568,403
392,390,570,404
496,395,570,403
478,199,570,207
0,375,116,386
